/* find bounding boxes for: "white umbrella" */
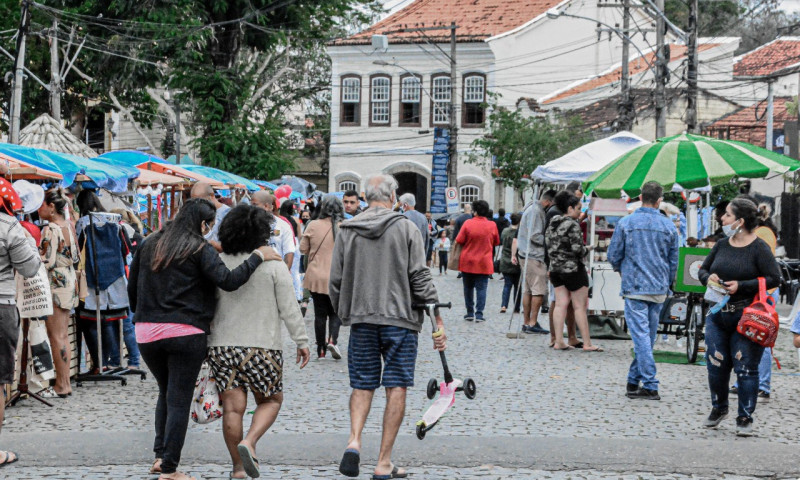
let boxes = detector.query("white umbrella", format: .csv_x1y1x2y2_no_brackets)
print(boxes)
532,131,649,183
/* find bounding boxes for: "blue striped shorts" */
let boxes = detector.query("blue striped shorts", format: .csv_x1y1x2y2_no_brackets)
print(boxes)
348,324,419,390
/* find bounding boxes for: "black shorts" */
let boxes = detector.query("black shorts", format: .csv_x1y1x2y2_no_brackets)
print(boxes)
550,270,589,292
0,304,20,384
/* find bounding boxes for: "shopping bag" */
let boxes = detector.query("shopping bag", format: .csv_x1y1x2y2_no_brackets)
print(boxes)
447,242,462,272
28,318,55,380
16,265,53,317
190,363,223,424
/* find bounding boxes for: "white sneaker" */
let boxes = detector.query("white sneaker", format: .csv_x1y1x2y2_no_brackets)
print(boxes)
327,343,342,360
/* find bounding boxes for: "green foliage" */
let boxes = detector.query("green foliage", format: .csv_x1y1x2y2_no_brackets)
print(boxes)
467,97,593,199
1,0,378,179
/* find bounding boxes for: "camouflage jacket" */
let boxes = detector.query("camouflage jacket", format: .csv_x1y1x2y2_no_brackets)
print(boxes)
544,215,588,273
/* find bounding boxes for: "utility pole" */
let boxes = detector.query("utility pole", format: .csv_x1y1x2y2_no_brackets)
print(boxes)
49,17,61,122
448,22,458,190
766,80,774,151
617,0,633,131
10,0,30,144
654,0,667,138
686,0,698,132
174,100,181,163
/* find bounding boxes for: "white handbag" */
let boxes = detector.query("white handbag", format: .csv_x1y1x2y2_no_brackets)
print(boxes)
190,363,223,424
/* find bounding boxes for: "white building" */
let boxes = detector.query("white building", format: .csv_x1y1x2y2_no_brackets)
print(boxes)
327,0,680,211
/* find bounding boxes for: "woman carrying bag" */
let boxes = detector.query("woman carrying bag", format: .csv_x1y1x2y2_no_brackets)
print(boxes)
128,199,280,480
300,194,344,360
698,197,781,437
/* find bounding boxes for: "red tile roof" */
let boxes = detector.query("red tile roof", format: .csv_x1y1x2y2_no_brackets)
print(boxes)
335,0,564,45
734,38,800,78
703,97,793,147
544,43,719,104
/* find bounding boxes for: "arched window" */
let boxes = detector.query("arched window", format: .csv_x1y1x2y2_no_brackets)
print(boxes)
340,75,361,126
339,181,358,192
399,74,421,127
370,75,391,126
430,74,451,126
459,185,480,209
462,73,486,127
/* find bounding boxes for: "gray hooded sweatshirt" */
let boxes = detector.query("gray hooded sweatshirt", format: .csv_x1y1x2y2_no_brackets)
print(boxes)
329,206,438,332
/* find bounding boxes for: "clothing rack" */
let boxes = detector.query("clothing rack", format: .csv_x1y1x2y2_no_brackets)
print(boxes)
76,212,127,387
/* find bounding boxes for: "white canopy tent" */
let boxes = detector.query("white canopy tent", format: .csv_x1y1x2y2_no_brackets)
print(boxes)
532,131,649,183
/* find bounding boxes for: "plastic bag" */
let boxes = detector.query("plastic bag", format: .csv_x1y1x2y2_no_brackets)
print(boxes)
190,363,222,424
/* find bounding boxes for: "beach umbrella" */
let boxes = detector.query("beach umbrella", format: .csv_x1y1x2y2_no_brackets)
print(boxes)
583,133,800,198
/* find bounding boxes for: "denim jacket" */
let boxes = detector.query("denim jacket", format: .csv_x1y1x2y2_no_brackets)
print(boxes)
607,207,679,297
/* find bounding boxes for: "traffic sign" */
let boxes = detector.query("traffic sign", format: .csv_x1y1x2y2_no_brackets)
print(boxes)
445,187,459,213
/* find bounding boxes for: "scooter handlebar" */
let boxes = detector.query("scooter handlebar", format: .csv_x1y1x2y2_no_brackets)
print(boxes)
412,302,452,309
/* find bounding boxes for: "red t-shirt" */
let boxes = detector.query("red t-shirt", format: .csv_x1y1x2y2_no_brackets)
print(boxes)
455,216,500,275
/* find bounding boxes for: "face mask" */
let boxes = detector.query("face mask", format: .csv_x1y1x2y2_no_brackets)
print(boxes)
722,220,740,237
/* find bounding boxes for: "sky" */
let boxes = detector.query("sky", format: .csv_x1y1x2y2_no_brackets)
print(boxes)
780,0,800,13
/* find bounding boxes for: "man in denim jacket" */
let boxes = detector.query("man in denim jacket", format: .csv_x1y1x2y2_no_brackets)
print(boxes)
607,182,679,401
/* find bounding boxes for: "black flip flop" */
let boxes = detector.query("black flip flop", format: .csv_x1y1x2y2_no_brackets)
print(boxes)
569,342,584,349
236,444,260,478
0,451,18,468
373,466,408,479
339,448,360,477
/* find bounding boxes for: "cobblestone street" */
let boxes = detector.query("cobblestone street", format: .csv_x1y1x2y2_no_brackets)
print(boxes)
4,273,800,479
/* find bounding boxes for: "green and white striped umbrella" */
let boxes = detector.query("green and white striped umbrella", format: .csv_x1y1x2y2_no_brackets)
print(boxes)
583,133,800,198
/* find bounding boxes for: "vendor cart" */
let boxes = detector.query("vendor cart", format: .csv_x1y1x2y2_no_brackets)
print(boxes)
587,198,629,313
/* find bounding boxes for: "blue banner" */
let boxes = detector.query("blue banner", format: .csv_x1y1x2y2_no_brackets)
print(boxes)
430,127,449,214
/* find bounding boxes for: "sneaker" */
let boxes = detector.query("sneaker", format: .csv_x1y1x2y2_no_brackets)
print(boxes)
626,382,640,394
729,386,738,395
475,316,486,323
703,407,729,428
464,316,474,322
528,324,550,335
541,304,549,314
735,416,754,437
627,388,660,400
327,343,342,360
757,390,770,401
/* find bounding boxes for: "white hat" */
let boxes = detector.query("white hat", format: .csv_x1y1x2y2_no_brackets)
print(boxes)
12,180,45,215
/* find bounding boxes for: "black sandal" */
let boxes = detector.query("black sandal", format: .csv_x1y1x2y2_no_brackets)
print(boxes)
339,448,360,477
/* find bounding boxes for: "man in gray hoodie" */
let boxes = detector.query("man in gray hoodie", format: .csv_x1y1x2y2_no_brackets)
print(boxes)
0,207,42,468
331,173,447,479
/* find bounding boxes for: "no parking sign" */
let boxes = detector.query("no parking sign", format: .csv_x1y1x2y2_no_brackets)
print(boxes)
445,187,459,213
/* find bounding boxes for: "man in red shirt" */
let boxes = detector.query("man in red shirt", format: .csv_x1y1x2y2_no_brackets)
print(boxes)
455,200,500,322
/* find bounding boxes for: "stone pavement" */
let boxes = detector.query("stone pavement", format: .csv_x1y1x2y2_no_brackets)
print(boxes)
4,272,800,479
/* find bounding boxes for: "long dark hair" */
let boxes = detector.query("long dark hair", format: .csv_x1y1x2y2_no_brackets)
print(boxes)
151,198,216,272
76,189,106,216
318,194,343,237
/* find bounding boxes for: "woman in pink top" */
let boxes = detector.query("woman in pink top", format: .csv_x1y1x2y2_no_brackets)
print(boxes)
128,199,279,480
455,200,500,322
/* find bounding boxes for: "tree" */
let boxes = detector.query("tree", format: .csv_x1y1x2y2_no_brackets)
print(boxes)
1,0,379,179
467,100,593,202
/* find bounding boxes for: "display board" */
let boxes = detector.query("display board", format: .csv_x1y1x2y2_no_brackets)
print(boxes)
675,247,711,293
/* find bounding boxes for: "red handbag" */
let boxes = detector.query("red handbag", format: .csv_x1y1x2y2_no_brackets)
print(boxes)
737,277,779,347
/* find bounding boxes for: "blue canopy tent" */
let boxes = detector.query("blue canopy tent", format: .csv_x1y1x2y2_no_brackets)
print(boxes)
97,150,169,168
0,144,137,192
180,165,260,191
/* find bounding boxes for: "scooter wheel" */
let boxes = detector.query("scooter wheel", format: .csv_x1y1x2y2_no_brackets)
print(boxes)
416,423,426,440
463,378,476,399
426,378,438,399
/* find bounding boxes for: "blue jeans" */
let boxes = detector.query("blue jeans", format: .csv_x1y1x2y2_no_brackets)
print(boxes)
462,273,489,319
705,310,765,419
104,314,141,367
625,298,663,390
501,272,521,311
